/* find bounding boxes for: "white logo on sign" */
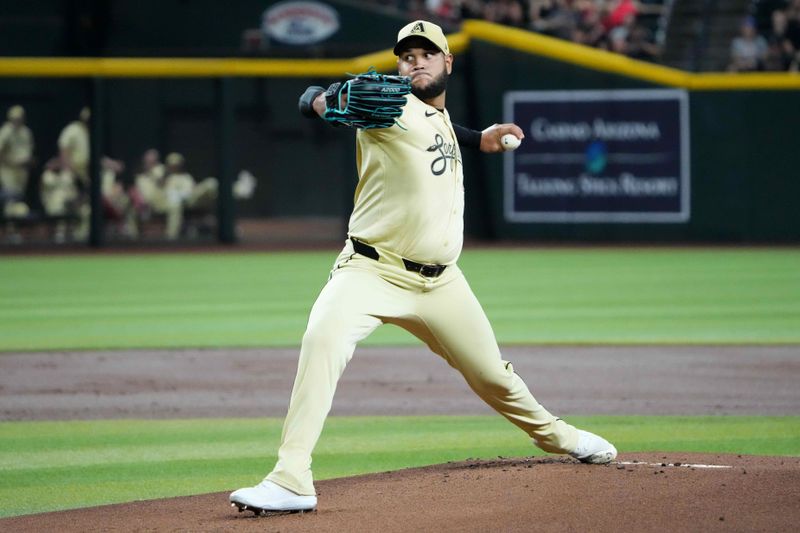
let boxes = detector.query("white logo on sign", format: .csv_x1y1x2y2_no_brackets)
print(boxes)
262,1,340,45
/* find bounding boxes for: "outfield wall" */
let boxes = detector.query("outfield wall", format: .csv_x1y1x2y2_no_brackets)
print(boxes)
1,21,798,244
467,40,800,242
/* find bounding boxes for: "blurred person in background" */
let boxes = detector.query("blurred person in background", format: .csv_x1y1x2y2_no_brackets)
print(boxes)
40,157,87,243
459,0,485,20
57,107,91,239
602,0,638,32
528,0,577,40
101,156,137,238
58,107,90,187
765,8,793,70
0,105,34,242
728,16,768,71
425,0,460,23
784,0,800,70
572,1,608,47
484,0,526,27
406,0,430,21
607,9,636,54
162,152,218,239
131,148,166,223
624,21,661,61
131,149,254,240
164,153,256,239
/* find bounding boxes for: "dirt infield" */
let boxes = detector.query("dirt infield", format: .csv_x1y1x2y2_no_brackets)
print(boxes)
2,345,799,531
2,345,799,420
3,454,798,532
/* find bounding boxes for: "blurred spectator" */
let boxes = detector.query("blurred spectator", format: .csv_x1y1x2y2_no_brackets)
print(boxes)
607,8,637,54
625,22,661,61
129,148,176,239
406,0,430,21
426,0,460,23
56,108,91,240
785,0,800,70
0,105,34,242
765,8,793,70
101,156,137,238
0,105,34,206
460,0,485,20
728,17,768,71
529,0,577,40
162,152,218,240
410,0,666,62
572,2,608,47
131,148,166,220
58,107,90,188
602,0,638,32
40,157,87,243
484,0,526,27
128,149,254,240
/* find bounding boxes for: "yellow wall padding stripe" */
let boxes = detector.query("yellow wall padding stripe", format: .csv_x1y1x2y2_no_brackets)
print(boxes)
0,33,468,79
0,20,795,89
0,57,353,78
688,72,800,90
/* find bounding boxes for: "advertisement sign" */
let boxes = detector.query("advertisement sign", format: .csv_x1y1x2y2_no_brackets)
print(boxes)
262,1,340,45
503,89,690,223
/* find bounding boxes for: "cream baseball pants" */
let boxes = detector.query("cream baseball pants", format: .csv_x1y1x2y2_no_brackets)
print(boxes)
267,242,579,496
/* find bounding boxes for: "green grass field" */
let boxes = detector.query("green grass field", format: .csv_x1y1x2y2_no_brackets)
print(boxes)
1,248,799,351
2,415,799,518
1,248,798,518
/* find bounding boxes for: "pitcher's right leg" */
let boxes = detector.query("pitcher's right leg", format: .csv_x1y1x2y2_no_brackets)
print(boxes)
231,257,416,510
271,268,388,494
231,265,399,513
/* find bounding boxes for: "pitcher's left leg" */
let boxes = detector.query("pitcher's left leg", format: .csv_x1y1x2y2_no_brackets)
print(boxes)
416,271,579,455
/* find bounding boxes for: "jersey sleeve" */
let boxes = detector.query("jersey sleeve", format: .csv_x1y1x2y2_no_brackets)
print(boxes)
452,124,482,149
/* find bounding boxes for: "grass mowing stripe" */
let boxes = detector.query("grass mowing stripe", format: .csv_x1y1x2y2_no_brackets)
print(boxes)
1,416,798,517
1,249,798,350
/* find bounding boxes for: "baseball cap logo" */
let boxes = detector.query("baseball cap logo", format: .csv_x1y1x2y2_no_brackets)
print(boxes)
393,20,450,56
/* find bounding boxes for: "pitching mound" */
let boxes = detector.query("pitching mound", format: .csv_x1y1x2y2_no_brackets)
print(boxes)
3,453,798,532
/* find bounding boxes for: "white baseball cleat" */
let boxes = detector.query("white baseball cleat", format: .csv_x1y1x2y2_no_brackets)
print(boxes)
569,429,618,464
230,479,317,514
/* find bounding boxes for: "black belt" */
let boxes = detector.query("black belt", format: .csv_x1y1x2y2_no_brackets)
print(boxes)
350,238,447,278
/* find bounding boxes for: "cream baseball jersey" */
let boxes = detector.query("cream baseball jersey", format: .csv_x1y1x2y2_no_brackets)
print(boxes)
58,121,89,177
348,93,464,266
0,122,33,167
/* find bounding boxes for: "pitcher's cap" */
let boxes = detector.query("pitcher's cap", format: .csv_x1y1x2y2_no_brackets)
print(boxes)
393,20,449,56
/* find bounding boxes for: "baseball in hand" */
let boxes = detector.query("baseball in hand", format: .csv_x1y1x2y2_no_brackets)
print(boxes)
501,134,521,151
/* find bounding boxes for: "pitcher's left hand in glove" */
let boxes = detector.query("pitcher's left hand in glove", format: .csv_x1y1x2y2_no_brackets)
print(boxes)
298,69,412,129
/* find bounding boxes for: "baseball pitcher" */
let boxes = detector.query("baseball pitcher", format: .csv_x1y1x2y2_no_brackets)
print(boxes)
231,20,617,515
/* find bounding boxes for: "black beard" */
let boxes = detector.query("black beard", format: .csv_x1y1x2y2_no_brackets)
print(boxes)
411,71,448,101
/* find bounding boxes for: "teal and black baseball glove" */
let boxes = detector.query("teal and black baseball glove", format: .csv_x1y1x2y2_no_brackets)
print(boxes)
319,69,412,129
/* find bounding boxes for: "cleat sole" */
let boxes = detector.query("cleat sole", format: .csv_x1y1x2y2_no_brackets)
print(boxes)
231,501,316,517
